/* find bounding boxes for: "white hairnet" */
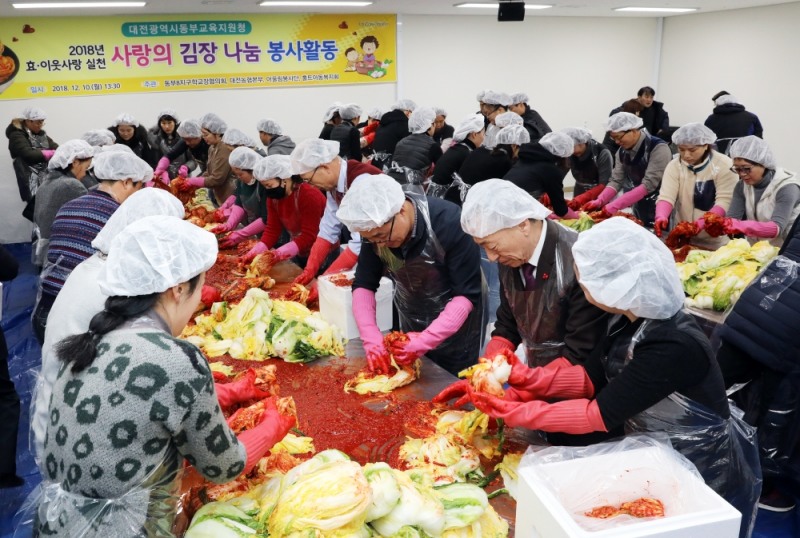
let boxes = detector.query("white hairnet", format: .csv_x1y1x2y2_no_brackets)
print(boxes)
290,138,340,174
99,144,134,155
257,118,282,135
606,112,643,132
338,103,362,121
453,113,486,142
93,151,152,182
229,146,262,170
573,217,684,319
476,90,491,102
201,112,227,134
715,94,738,106
730,135,777,169
157,109,179,122
672,123,717,146
222,128,255,147
98,215,218,297
322,101,342,122
408,106,437,134
81,129,116,148
540,132,575,158
461,179,551,238
391,99,417,112
495,111,523,129
177,119,202,138
367,107,384,121
336,174,404,232
511,92,529,105
92,189,184,255
482,91,512,107
112,113,139,128
21,107,47,121
434,107,447,117
561,127,593,144
254,154,292,181
496,125,530,146
48,139,94,170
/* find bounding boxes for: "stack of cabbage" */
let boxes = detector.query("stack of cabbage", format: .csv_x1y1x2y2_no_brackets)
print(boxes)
677,239,779,311
182,288,345,362
184,449,509,537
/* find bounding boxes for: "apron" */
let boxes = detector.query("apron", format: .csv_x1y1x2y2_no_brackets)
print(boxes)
376,193,486,375
427,170,471,205
235,181,266,225
619,134,665,227
499,224,576,367
603,314,762,538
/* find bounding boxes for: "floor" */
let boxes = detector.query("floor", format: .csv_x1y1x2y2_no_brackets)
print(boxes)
0,242,797,537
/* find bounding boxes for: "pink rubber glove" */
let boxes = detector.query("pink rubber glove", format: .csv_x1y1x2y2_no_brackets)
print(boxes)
213,205,246,234
654,200,673,237
469,389,607,434
178,165,190,179
187,175,206,188
236,399,296,473
215,369,274,409
220,218,266,249
582,186,617,210
393,296,474,364
41,149,55,160
145,181,155,188
560,207,579,220
321,247,359,276
724,218,779,238
505,357,595,402
158,171,170,186
293,237,337,285
153,156,170,177
274,241,300,261
605,184,648,214
352,288,390,374
219,195,236,211
241,242,268,262
693,205,726,231
546,213,559,221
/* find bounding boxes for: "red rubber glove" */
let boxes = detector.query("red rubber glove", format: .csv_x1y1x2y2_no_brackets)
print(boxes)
200,285,221,308
41,149,55,160
568,184,606,210
432,379,472,408
506,356,595,402
654,200,672,237
583,186,617,210
321,247,359,276
484,336,515,359
306,282,319,305
241,242,268,263
215,369,273,409
177,165,189,179
352,288,390,374
236,399,296,473
293,237,338,285
469,388,607,434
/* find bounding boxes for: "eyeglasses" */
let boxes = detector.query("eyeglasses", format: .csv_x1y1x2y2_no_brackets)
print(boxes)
301,166,319,184
609,130,631,142
364,216,396,245
730,166,755,176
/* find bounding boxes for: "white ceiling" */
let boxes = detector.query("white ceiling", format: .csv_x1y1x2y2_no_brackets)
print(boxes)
0,0,796,18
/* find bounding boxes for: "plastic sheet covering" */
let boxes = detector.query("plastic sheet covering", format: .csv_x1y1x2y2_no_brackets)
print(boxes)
427,171,471,204
520,434,723,533
15,452,184,537
756,255,799,311
387,164,427,197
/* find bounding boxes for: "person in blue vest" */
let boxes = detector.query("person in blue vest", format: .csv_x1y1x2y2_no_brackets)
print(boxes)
585,112,671,227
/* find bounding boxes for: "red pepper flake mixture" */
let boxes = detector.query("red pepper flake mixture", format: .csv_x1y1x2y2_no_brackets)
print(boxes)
328,272,355,287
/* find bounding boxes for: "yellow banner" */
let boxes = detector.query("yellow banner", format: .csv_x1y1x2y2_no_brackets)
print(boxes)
0,13,396,99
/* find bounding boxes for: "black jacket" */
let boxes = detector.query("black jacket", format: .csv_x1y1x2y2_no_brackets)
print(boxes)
432,140,474,205
433,123,455,144
6,120,58,165
458,147,512,187
521,107,552,141
704,103,764,154
319,123,335,140
109,124,159,167
640,101,670,139
372,109,410,156
165,138,209,173
503,143,569,216
330,123,361,161
391,133,442,172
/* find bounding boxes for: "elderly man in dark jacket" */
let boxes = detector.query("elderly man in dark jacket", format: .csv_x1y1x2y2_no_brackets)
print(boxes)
704,91,764,154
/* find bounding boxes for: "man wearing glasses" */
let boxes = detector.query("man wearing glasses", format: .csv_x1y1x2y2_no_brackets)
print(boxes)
338,174,485,377
585,112,671,227
290,138,382,292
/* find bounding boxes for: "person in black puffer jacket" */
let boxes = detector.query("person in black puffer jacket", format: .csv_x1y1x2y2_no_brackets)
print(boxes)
716,214,800,512
371,99,414,171
109,112,159,167
636,86,670,141
704,92,764,155
504,131,577,218
389,106,442,189
330,103,363,161
430,113,485,206
509,92,552,142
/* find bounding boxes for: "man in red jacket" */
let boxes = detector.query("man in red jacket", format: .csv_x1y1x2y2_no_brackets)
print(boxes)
290,139,381,288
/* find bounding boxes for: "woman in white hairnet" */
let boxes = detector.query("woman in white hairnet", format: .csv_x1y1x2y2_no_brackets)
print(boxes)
108,112,158,167
176,113,236,205
722,136,800,244
210,147,268,247
429,113,486,206
654,123,738,246
149,109,198,183
157,118,209,177
32,188,185,457
239,155,327,265
33,151,151,343
432,106,454,145
257,118,296,156
440,217,761,537
28,217,294,536
388,106,443,193
7,106,59,219
504,131,579,219
479,91,512,149
319,101,343,140
330,103,363,161
561,126,613,199
337,174,486,376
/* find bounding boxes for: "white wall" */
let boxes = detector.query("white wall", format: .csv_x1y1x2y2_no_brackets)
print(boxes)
659,2,800,171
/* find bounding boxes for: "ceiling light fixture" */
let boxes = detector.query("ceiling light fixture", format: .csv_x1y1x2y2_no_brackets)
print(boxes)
13,1,146,7
455,3,552,8
614,6,697,13
260,1,373,6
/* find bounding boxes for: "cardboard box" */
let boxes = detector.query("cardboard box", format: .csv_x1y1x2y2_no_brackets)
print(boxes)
318,270,393,340
515,446,741,537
